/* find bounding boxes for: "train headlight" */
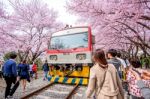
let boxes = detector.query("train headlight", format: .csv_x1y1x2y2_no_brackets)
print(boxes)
76,54,86,60
49,55,57,61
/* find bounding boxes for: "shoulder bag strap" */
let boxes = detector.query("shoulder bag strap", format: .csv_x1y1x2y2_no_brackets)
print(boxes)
100,70,107,88
95,69,107,97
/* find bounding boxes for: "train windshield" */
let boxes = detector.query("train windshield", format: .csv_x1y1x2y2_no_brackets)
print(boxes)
50,32,88,50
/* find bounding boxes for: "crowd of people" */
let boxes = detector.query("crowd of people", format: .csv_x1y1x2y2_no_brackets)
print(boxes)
1,49,150,99
86,49,150,99
1,52,40,99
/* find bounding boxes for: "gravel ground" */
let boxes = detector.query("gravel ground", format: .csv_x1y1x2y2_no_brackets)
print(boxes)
0,71,49,99
32,84,75,99
30,84,87,99
0,72,87,99
71,86,87,99
0,71,130,99
0,78,7,98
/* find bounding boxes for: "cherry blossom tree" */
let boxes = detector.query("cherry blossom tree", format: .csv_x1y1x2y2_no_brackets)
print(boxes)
6,0,63,62
67,0,150,57
0,2,4,18
0,1,18,54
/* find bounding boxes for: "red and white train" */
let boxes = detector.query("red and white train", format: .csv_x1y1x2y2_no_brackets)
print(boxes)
46,26,95,85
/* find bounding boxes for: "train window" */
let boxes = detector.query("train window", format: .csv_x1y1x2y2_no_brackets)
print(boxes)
50,32,88,50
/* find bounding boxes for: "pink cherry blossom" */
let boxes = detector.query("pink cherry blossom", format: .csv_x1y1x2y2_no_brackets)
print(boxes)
67,0,150,57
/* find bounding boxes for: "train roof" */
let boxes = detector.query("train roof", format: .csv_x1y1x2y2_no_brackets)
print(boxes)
52,26,90,34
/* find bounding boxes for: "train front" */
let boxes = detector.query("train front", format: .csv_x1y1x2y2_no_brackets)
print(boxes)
46,27,94,85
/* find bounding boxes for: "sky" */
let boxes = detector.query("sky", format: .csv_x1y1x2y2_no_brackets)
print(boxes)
3,0,79,25
43,0,79,25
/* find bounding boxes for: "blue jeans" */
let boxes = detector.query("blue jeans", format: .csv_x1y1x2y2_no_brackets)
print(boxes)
44,71,48,79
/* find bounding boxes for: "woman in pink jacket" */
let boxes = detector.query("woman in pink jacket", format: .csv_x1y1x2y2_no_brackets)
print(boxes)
86,49,124,99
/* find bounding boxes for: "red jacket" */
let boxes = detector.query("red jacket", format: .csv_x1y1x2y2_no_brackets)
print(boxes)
32,64,37,72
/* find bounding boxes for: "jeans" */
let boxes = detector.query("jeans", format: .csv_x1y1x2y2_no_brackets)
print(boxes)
44,71,48,79
4,76,19,98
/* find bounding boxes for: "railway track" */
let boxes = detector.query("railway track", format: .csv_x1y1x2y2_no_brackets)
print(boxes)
21,82,85,99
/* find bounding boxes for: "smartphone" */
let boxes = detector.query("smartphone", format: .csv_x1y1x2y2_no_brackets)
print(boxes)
132,68,141,75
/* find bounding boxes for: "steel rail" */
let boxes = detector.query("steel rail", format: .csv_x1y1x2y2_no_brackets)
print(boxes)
66,84,79,99
20,82,54,99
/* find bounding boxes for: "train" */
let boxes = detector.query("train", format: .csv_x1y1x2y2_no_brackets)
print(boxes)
46,26,95,85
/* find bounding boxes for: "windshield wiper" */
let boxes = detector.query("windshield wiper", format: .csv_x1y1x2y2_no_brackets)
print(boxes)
51,47,56,50
73,48,78,50
72,46,85,50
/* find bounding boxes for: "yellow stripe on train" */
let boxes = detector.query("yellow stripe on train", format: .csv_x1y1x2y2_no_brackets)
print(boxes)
47,76,88,85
